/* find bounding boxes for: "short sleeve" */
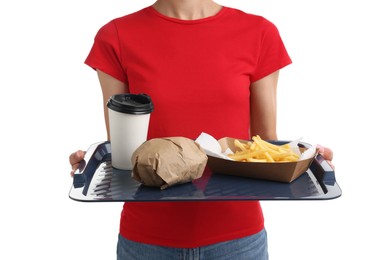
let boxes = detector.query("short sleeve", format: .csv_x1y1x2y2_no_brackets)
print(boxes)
250,18,292,83
84,20,128,83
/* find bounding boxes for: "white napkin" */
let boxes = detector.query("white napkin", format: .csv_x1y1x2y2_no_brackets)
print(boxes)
195,132,233,159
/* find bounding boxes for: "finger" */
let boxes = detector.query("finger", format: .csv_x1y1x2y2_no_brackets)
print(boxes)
317,144,333,161
70,162,81,177
69,150,85,165
69,150,86,177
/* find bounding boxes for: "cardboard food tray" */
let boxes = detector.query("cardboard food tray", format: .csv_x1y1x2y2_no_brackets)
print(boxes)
69,141,342,202
207,137,316,183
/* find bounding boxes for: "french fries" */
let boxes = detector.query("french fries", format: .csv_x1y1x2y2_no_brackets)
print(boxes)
228,135,300,163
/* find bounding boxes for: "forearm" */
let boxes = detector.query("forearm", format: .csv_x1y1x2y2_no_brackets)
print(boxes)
250,119,277,141
96,70,129,140
250,71,279,140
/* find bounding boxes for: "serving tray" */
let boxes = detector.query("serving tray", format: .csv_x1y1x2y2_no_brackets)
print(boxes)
69,141,342,202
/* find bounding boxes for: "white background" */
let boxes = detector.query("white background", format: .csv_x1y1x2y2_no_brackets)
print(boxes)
1,0,382,259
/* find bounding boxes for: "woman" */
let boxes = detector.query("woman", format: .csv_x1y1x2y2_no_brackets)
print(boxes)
69,1,333,259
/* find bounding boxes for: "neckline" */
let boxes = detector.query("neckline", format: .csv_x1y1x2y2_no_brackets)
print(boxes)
146,5,227,24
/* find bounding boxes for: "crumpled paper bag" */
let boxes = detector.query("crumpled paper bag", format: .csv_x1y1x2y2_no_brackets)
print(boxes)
131,137,208,189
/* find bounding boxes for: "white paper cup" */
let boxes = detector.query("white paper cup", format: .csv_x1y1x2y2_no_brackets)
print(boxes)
107,94,154,170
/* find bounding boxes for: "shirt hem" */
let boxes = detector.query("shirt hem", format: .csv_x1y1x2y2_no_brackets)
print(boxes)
120,225,265,248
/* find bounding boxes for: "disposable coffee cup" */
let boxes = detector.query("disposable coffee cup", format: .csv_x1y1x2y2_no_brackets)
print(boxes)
107,93,154,170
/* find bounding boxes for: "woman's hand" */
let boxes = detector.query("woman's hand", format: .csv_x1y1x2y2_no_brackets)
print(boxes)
317,145,335,169
69,150,86,177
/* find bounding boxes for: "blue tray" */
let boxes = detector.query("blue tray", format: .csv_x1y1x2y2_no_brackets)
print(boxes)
69,141,342,202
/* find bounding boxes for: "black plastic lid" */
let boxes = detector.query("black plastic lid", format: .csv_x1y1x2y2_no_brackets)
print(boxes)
107,94,154,114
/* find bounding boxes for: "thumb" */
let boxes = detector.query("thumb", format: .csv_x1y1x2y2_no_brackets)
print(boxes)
69,150,86,176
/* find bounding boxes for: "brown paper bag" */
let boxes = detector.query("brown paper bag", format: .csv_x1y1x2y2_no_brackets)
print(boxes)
131,137,208,189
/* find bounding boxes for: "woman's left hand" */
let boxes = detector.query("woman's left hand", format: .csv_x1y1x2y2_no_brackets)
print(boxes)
317,144,335,170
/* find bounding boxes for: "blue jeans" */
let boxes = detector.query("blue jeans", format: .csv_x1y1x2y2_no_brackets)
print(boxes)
117,229,268,260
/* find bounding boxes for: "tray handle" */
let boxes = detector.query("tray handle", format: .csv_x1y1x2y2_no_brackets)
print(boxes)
310,154,336,186
72,141,110,190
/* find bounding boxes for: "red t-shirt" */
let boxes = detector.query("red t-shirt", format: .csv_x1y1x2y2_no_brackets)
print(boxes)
85,6,291,248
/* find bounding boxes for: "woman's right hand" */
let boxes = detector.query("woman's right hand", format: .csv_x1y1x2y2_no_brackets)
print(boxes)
69,150,86,177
